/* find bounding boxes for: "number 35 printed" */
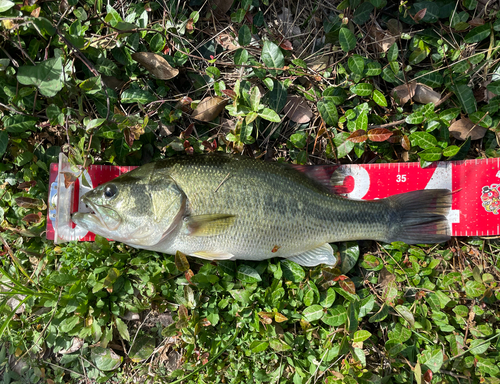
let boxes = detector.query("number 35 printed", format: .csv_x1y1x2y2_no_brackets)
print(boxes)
396,174,407,182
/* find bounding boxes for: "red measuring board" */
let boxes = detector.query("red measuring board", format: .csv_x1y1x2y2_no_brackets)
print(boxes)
46,156,500,243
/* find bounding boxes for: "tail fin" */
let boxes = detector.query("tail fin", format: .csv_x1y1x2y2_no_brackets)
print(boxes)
385,189,451,244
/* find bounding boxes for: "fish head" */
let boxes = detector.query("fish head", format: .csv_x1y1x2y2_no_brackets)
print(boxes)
72,166,185,246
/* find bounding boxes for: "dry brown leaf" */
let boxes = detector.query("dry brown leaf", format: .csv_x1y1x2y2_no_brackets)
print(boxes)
392,83,417,105
413,84,441,104
367,23,396,53
449,118,487,141
216,33,238,50
209,0,233,17
307,54,332,72
283,95,312,123
59,338,84,354
132,52,179,80
191,97,228,122
102,75,127,91
386,19,403,35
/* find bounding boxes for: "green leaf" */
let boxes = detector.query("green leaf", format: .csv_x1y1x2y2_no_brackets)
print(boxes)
340,241,359,274
334,131,355,158
451,84,477,114
476,357,500,376
238,25,251,46
0,131,8,157
319,288,336,308
405,111,425,125
419,348,444,373
303,305,324,322
59,316,79,333
352,347,366,367
439,107,461,122
372,89,387,107
464,23,491,43
258,108,281,122
318,97,339,126
236,265,262,283
91,347,122,371
322,305,347,326
290,132,307,149
269,79,287,111
234,48,249,65
388,323,412,342
261,41,284,75
0,0,15,12
387,43,398,62
365,61,382,76
17,57,64,97
121,88,156,104
350,83,373,96
280,260,305,282
353,330,371,342
347,300,360,332
206,66,220,79
410,131,437,149
352,2,374,24
469,339,490,355
486,80,500,95
443,145,460,157
355,111,368,131
85,118,106,131
464,280,486,298
348,55,365,75
409,46,430,65
105,4,123,27
250,340,269,353
250,87,261,112
339,28,356,52
269,339,292,352
115,317,130,341
418,147,442,162
395,305,415,327
129,335,155,362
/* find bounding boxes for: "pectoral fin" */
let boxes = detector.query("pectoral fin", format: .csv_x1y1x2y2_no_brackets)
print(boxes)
191,250,235,260
286,243,337,267
186,214,236,236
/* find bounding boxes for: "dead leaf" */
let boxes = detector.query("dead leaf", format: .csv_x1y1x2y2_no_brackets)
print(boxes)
280,40,293,51
367,128,393,142
413,8,427,22
367,23,396,53
469,18,485,26
191,97,228,122
347,130,368,143
401,135,411,150
216,33,238,50
209,0,233,17
15,197,41,209
413,84,441,104
102,75,127,91
63,172,78,188
59,338,84,354
283,95,312,123
386,19,403,35
449,118,487,141
23,212,42,224
132,52,179,80
307,54,332,72
392,83,417,105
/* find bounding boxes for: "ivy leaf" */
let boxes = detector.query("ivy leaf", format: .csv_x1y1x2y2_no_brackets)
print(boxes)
410,131,437,149
17,57,64,97
347,130,368,143
317,97,339,126
261,41,284,75
350,83,373,96
348,55,365,75
418,147,442,162
280,260,305,282
464,23,491,43
322,305,347,326
373,89,387,106
353,330,372,342
269,339,292,352
303,305,324,322
91,347,122,371
339,28,356,52
451,84,477,114
236,265,262,283
334,131,355,158
249,340,269,353
367,128,392,142
238,25,251,46
258,108,281,122
0,131,7,157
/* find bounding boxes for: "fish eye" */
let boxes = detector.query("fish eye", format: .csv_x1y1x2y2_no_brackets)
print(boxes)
104,184,118,199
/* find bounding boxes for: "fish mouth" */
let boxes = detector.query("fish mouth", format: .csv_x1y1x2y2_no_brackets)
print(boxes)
73,197,122,231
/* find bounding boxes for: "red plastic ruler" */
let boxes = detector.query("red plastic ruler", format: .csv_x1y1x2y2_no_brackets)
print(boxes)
46,154,500,243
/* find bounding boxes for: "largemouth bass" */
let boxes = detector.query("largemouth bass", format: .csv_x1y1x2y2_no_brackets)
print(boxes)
72,155,451,267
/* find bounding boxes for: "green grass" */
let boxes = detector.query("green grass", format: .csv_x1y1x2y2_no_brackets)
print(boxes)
1,0,500,383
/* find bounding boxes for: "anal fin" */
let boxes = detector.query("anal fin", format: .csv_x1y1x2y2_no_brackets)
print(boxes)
191,250,235,260
286,243,337,267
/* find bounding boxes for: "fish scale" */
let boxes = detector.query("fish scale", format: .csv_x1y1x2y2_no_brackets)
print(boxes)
70,155,450,266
